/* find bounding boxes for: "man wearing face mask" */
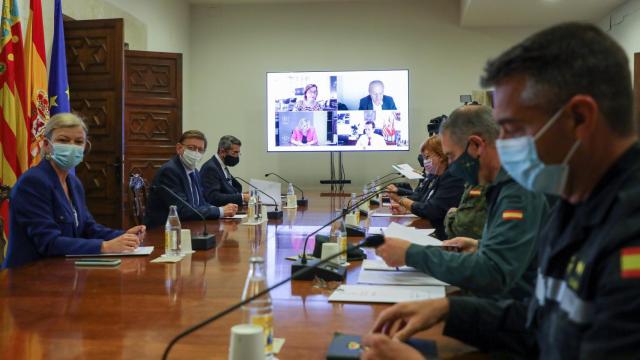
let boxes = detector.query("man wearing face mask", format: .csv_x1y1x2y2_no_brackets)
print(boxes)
2,113,145,269
375,105,548,300
200,135,249,207
144,130,237,229
362,23,640,360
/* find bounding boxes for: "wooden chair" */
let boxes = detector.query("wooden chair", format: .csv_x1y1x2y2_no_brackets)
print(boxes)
0,184,11,264
128,172,148,226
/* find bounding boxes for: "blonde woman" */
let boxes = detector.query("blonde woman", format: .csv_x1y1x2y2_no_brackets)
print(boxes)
290,118,318,146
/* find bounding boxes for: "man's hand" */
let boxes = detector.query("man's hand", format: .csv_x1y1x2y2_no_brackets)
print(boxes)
242,192,250,203
125,225,146,243
371,298,450,341
102,233,140,253
388,192,402,203
376,237,411,267
222,203,238,217
386,184,399,194
390,202,408,215
361,334,424,360
442,237,478,253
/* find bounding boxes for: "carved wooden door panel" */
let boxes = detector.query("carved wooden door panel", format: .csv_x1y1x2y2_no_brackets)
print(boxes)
65,19,124,229
635,53,639,134
123,50,182,227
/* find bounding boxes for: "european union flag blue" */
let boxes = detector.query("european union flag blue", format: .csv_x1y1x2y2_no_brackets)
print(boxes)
48,0,70,115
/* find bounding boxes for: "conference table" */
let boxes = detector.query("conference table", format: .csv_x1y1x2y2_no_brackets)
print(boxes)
0,193,482,359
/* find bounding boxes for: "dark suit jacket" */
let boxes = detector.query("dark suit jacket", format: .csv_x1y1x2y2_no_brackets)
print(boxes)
2,160,123,269
410,169,465,239
200,156,243,206
144,156,221,229
358,95,397,110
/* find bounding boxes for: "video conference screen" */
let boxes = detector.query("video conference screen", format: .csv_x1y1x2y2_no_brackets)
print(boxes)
266,70,409,152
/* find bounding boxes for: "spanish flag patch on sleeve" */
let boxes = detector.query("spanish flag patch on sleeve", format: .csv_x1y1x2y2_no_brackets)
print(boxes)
469,189,482,197
502,210,524,221
621,247,640,278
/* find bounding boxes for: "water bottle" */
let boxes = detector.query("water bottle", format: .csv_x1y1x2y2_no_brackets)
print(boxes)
248,190,256,220
256,196,263,221
241,256,274,359
286,183,296,208
359,184,370,213
164,205,181,256
330,216,348,265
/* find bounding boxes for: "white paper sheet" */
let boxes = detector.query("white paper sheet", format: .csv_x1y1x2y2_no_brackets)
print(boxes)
221,214,247,219
66,246,154,257
383,222,441,247
362,259,417,272
358,268,449,286
392,164,424,180
370,212,418,218
328,284,445,303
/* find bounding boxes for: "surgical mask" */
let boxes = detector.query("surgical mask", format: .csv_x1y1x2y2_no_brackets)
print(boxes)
181,149,203,170
424,158,438,175
448,142,480,185
496,106,581,195
223,154,240,167
50,143,84,170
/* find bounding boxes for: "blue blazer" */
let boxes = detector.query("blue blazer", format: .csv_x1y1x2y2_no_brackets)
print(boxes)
200,156,243,206
144,156,221,229
2,160,123,269
358,95,397,110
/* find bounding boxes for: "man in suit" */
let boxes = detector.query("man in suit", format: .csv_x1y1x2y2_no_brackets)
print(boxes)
200,135,249,207
144,130,238,229
358,80,397,110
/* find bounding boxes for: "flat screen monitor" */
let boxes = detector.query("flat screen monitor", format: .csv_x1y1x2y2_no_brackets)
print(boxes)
267,70,409,152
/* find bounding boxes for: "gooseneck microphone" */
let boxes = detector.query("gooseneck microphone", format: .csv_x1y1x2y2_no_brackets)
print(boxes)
161,234,384,360
370,171,402,186
152,185,216,250
264,172,308,206
234,177,284,219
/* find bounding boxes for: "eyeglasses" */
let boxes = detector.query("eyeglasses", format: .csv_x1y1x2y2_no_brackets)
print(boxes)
181,143,206,154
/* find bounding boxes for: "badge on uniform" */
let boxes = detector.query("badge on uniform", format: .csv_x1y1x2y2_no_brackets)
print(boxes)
502,210,523,221
469,188,482,197
621,246,640,279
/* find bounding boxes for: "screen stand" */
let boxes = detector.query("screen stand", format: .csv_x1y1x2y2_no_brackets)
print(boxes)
320,151,351,197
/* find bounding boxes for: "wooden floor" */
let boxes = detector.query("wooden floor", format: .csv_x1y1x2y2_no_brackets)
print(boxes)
0,194,482,359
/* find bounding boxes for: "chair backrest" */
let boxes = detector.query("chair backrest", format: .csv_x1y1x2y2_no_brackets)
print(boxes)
128,172,148,226
0,184,11,264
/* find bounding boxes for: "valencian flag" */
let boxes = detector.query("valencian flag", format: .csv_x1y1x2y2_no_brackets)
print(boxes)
49,0,70,116
25,0,49,167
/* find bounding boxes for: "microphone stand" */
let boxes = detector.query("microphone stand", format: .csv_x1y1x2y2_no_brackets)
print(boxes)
152,185,216,250
265,172,308,206
161,234,384,360
235,177,284,219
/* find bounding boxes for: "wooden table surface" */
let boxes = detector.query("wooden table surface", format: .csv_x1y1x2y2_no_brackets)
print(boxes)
0,194,481,359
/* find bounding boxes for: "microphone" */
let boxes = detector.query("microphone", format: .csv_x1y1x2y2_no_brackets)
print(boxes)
235,177,284,219
367,172,401,205
264,172,308,207
152,185,216,250
161,234,384,360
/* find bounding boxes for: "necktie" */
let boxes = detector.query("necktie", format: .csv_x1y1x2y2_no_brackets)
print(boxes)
368,137,371,146
188,171,200,206
225,167,234,186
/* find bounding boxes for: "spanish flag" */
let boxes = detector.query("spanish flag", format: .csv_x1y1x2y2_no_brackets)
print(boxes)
1,0,29,246
621,247,640,279
469,188,482,197
25,0,48,167
502,210,523,221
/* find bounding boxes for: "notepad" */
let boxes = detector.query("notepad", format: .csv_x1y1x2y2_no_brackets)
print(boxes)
328,284,445,303
66,246,154,257
358,267,449,286
382,223,441,247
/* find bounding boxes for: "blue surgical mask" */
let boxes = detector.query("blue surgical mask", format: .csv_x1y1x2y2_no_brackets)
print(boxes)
51,143,85,170
448,142,480,186
496,106,581,195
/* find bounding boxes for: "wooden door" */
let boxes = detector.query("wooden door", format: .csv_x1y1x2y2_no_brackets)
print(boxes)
123,50,182,228
65,19,124,229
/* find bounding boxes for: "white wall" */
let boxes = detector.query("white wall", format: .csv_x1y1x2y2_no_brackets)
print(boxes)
188,0,536,191
599,0,640,79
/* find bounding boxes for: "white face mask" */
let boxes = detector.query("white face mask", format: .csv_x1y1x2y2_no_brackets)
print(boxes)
181,149,203,170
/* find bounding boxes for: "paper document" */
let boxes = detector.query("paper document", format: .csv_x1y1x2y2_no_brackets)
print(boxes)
222,214,247,219
362,259,417,272
392,164,424,180
383,222,441,247
328,284,445,303
370,212,418,218
358,268,449,286
66,246,154,257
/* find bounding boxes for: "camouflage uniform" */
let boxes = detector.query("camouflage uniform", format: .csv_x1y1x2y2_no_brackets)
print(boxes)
444,183,488,240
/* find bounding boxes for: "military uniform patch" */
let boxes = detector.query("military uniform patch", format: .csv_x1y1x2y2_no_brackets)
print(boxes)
469,189,482,197
621,247,640,278
502,210,523,221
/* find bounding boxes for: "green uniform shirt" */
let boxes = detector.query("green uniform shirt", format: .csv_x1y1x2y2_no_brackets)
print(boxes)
444,183,488,240
405,168,549,300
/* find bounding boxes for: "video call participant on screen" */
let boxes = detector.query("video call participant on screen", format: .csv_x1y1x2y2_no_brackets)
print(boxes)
386,135,464,239
200,135,248,206
2,113,145,269
294,83,323,111
358,80,397,111
355,120,387,149
290,118,318,146
144,131,237,229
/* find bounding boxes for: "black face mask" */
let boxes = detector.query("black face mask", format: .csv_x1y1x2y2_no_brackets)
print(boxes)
223,154,240,167
417,154,424,168
448,142,480,186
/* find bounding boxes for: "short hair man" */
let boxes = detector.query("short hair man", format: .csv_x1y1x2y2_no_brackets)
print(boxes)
355,120,387,149
362,22,640,360
376,105,548,300
144,130,237,229
200,135,249,207
358,80,397,111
